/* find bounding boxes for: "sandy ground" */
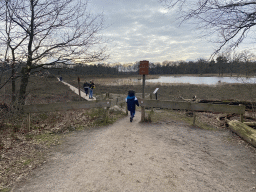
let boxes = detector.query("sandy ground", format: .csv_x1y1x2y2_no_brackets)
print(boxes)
12,112,256,192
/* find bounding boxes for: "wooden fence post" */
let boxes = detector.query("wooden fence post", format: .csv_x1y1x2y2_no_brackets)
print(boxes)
141,74,145,122
193,111,196,126
148,108,153,122
239,104,244,122
104,103,110,123
78,76,81,101
27,113,31,131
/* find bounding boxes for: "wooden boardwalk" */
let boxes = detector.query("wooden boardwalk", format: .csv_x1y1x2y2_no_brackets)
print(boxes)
58,78,96,101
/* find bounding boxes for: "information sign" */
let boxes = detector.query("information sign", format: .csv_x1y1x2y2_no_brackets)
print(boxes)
139,60,149,75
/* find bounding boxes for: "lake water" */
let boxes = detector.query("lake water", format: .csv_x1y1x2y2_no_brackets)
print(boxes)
146,76,256,85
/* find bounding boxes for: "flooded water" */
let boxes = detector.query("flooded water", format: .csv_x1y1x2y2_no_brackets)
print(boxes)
146,76,256,85
107,76,256,85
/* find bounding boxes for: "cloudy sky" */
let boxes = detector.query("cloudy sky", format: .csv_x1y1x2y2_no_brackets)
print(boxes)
88,0,255,64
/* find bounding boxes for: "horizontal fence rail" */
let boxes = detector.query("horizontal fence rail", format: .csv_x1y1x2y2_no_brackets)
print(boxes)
140,100,245,117
23,100,111,131
22,101,111,113
107,93,150,106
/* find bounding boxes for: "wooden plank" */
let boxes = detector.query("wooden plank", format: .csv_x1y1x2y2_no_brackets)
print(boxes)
23,101,111,113
136,93,150,99
191,103,245,114
141,100,191,110
108,94,127,107
244,122,256,127
228,120,256,147
141,100,245,115
199,99,256,110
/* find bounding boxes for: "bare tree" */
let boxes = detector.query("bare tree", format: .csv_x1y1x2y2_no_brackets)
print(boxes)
237,50,256,76
222,51,236,77
0,0,107,105
219,50,256,76
159,0,256,56
216,54,228,76
0,0,28,103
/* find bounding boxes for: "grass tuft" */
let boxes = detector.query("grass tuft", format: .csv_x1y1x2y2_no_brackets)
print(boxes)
149,109,217,130
0,188,11,192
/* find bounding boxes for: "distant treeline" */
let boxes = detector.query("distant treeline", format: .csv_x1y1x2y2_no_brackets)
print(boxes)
149,59,256,76
2,55,256,77
48,64,119,76
49,57,256,76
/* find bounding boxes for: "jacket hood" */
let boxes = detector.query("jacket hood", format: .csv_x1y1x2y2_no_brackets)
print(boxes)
127,95,135,99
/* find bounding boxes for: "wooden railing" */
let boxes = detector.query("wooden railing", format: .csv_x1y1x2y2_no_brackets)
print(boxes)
23,100,111,130
23,100,111,113
140,100,245,122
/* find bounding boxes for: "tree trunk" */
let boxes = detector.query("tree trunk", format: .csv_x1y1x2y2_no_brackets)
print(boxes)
19,82,27,105
11,65,15,102
18,0,34,105
11,49,16,103
19,67,30,105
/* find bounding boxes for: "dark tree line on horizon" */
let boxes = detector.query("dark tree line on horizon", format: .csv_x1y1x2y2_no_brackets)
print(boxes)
1,55,256,82
47,56,256,76
149,58,256,76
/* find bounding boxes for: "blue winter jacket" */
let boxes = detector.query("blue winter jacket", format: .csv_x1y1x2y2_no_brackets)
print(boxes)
126,96,139,112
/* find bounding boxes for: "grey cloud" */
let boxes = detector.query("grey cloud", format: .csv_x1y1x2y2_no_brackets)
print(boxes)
88,0,213,63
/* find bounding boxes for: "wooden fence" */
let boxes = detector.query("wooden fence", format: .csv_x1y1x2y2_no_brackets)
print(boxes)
140,100,246,123
23,94,246,129
95,94,246,123
23,100,111,130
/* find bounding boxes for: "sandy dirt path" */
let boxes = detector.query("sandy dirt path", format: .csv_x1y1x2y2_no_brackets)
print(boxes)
12,112,256,192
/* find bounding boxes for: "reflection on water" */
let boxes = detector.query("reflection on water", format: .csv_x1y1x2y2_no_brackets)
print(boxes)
146,76,256,85
114,78,141,85
107,76,256,85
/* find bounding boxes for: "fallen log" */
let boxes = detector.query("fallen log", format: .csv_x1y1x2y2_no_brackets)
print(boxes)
199,100,256,110
243,122,256,127
227,120,256,147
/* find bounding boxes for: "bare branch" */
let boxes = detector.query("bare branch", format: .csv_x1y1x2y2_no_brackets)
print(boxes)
161,0,256,55
0,0,107,104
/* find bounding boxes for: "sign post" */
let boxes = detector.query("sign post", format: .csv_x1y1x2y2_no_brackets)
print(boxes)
77,76,81,100
139,60,149,122
153,88,159,100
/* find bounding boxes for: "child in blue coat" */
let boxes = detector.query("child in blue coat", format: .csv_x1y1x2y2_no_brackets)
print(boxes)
126,90,139,122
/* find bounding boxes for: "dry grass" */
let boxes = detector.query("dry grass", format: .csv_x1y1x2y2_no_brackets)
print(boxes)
145,109,220,130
